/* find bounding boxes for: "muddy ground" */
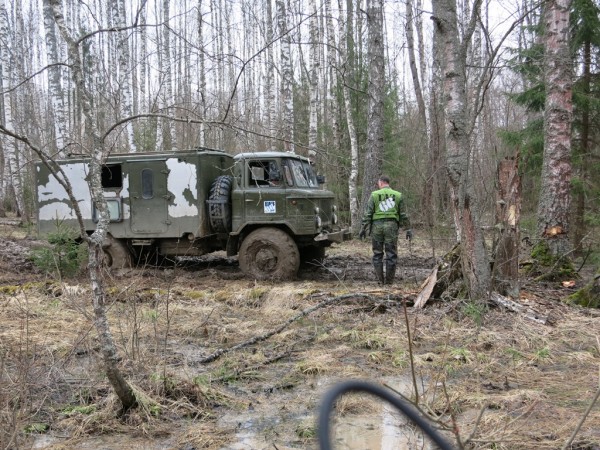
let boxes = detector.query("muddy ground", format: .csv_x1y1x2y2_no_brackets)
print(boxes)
1,223,600,450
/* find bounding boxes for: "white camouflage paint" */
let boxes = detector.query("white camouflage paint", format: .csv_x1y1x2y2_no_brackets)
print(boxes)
166,159,198,217
37,163,93,221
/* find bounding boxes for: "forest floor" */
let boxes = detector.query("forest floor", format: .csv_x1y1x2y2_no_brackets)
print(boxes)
1,220,600,450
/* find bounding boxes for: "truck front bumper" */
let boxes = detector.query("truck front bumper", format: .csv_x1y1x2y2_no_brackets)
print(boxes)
314,228,352,244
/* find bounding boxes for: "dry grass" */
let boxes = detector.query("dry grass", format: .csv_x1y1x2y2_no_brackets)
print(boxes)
1,235,600,449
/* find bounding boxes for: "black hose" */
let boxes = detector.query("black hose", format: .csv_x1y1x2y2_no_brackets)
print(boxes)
318,380,455,450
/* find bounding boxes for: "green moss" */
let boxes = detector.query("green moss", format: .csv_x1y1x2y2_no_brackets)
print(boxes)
530,241,554,266
529,241,577,282
566,284,600,308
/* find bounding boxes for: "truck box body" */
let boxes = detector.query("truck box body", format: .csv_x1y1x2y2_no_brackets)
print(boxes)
36,148,350,279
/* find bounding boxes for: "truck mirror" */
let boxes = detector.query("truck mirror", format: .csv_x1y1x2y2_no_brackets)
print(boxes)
317,175,325,184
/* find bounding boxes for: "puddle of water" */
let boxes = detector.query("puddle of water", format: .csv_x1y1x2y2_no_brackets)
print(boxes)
217,375,428,450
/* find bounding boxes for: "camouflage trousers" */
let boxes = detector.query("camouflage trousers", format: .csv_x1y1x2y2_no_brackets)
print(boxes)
371,220,398,266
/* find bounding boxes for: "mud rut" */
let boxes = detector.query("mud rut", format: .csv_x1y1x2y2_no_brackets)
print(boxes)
176,252,436,283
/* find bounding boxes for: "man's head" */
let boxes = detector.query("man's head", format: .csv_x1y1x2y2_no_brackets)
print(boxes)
377,176,390,188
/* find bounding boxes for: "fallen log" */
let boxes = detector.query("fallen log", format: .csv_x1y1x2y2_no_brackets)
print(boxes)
489,292,548,325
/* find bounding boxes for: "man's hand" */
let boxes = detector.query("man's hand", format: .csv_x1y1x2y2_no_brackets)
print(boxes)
405,229,413,240
359,224,368,240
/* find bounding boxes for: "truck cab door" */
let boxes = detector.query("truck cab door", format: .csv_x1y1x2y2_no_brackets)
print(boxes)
242,159,285,224
129,160,170,233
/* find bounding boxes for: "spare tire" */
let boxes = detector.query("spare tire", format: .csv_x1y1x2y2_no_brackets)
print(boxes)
208,175,233,233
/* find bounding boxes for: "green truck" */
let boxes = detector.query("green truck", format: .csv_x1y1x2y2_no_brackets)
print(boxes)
36,148,350,279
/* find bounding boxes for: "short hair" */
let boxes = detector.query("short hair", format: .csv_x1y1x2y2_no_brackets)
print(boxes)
378,176,390,184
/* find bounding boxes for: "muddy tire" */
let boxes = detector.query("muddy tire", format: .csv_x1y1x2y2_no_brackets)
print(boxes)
208,175,233,233
103,236,133,269
238,228,300,280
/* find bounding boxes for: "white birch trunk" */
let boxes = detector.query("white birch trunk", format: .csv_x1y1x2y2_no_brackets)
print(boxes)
0,0,24,216
433,0,491,300
197,0,206,146
265,0,277,150
276,0,294,152
111,0,137,152
361,0,385,212
162,0,177,151
338,0,360,231
308,0,319,161
48,0,136,411
42,0,68,156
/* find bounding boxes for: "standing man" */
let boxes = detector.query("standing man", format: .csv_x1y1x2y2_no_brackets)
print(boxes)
359,176,410,284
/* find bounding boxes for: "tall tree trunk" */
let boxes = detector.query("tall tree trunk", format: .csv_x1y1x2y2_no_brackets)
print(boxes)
0,0,24,217
361,0,385,213
197,0,207,147
111,0,137,152
537,0,572,256
265,0,277,150
42,0,68,156
308,0,319,161
49,0,136,412
161,0,178,152
433,0,491,300
276,0,294,152
572,38,591,252
338,0,360,232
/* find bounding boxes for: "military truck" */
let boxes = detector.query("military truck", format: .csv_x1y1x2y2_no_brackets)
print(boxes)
36,148,350,279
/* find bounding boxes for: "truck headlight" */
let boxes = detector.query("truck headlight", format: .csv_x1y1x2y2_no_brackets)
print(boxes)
314,206,320,214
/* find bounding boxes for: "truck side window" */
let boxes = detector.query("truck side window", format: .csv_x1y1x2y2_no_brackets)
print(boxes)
101,164,122,189
248,161,269,187
142,168,154,199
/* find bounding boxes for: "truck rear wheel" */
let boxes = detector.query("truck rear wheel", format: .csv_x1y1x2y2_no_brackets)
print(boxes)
102,236,133,269
208,175,233,233
238,228,300,280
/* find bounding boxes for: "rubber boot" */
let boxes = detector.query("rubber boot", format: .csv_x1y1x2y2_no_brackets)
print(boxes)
374,263,384,284
385,263,396,285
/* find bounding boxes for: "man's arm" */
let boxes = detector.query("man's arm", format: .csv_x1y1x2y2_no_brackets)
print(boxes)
359,195,375,239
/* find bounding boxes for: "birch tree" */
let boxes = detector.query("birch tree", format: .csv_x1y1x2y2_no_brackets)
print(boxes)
276,0,294,152
339,0,360,231
110,0,137,152
361,0,386,211
46,0,136,411
42,0,68,156
432,0,492,300
0,0,24,217
308,0,320,161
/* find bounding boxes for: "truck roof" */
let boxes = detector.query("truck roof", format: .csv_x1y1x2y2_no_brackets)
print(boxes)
234,151,311,162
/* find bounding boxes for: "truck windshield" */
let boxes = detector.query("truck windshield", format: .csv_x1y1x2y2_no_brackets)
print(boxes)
287,159,318,188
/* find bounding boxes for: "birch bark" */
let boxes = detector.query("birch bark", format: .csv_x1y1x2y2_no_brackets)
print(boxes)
0,0,24,217
276,0,294,152
111,0,137,152
48,0,136,412
433,0,492,300
42,0,68,156
361,0,385,212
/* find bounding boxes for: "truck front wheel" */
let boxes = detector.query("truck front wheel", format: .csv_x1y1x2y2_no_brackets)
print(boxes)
238,228,300,280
